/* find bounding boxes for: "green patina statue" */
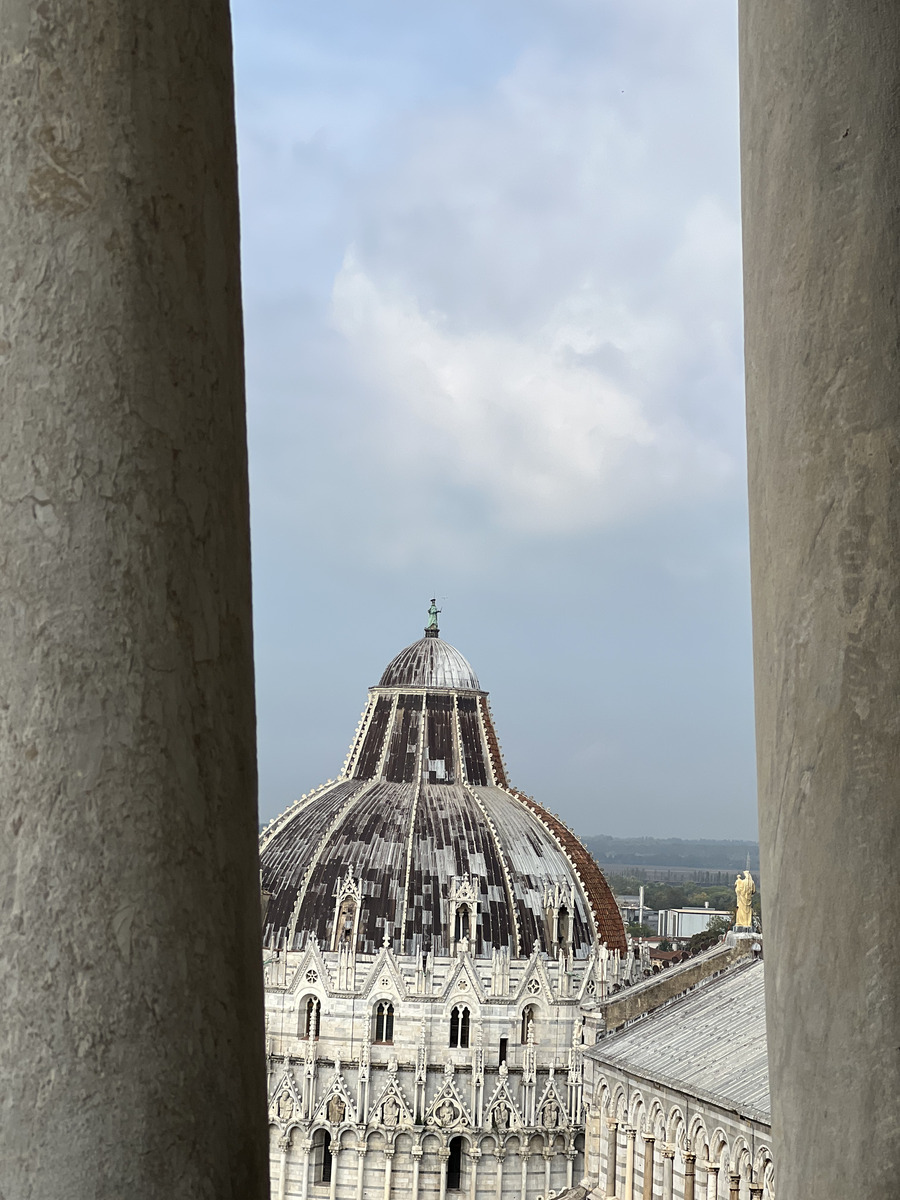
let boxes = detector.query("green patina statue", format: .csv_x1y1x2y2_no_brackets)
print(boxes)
426,599,441,630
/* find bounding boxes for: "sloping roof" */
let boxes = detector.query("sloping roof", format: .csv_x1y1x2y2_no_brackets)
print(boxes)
587,957,770,1123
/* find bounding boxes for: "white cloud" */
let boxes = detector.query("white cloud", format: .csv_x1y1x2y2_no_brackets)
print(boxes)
332,252,733,533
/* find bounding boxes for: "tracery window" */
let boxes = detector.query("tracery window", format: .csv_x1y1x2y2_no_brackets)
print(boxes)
520,1004,536,1044
304,996,321,1040
333,897,357,949
557,906,569,944
449,1005,470,1048
374,1001,394,1044
454,904,470,943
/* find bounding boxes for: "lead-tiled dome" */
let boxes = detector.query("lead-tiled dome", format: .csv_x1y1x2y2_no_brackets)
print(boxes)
260,614,625,959
378,635,480,690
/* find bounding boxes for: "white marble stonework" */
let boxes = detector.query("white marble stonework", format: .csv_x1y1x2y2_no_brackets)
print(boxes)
264,937,631,1200
260,618,629,1200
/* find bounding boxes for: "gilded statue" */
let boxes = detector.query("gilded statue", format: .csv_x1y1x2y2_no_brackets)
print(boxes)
734,870,756,928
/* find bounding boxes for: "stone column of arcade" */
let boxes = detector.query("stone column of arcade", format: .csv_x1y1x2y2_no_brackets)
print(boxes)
0,2,268,1198
605,1119,619,1198
624,1128,637,1199
740,4,900,1197
682,1153,696,1200
641,1136,655,1200
493,1149,504,1200
468,1146,481,1200
661,1147,674,1200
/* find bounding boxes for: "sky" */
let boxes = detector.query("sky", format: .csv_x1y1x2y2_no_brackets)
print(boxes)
232,0,757,841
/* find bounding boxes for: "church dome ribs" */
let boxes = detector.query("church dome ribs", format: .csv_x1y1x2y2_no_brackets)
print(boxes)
260,618,625,959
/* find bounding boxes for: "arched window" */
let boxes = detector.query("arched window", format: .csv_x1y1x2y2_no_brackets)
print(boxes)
447,1136,464,1190
557,906,569,944
520,1004,536,1044
374,1001,394,1044
449,1005,471,1048
333,897,357,949
304,996,321,1040
312,1129,332,1184
454,904,470,943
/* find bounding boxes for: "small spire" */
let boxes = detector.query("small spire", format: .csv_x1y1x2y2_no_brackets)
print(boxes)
425,597,441,638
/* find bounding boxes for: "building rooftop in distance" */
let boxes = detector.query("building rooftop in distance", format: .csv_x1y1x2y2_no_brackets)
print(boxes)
586,956,769,1123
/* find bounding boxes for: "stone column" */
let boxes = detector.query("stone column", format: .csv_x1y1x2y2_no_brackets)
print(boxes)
356,1146,366,1200
520,1150,530,1198
642,1136,655,1200
411,1146,423,1200
277,1135,291,1200
661,1148,675,1200
705,1163,719,1200
606,1120,619,1198
624,1128,637,1199
683,1154,696,1200
493,1151,505,1200
566,1149,577,1189
0,3,267,1199
301,1140,312,1200
329,1143,339,1200
749,1187,763,1200
729,1174,741,1200
468,1147,481,1200
740,4,900,1198
439,1147,451,1200
383,1146,394,1200
543,1149,553,1198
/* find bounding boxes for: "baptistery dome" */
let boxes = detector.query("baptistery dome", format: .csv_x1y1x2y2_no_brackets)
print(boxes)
260,617,624,958
260,608,630,1200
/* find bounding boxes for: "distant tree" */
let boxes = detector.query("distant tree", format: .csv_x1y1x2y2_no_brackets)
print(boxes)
626,922,652,938
659,938,672,951
706,914,733,937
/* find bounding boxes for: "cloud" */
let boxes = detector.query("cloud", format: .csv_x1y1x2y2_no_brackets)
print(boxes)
332,252,733,533
321,38,743,536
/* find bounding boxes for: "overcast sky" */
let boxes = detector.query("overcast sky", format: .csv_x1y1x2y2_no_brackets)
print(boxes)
232,0,757,841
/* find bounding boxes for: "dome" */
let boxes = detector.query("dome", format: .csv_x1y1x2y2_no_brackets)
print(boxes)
260,616,625,959
378,635,480,690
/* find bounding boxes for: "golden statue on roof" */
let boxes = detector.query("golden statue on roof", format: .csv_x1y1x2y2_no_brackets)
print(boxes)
734,870,756,929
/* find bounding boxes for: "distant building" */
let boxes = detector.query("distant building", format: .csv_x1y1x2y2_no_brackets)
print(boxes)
657,907,731,939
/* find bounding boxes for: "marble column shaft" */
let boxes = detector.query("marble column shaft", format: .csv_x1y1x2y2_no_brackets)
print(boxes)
0,1,267,1197
624,1128,636,1200
606,1120,619,1198
383,1147,394,1200
642,1137,655,1200
741,4,900,1195
683,1154,696,1200
661,1149,674,1200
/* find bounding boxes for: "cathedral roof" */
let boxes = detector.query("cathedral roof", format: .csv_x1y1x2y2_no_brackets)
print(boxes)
587,958,769,1123
260,613,625,960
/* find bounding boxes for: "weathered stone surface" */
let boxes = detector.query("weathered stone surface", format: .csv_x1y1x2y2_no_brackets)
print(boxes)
597,940,754,1033
0,2,268,1195
741,3,900,1195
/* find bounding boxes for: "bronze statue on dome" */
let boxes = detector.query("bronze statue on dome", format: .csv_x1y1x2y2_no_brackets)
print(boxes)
425,599,441,634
